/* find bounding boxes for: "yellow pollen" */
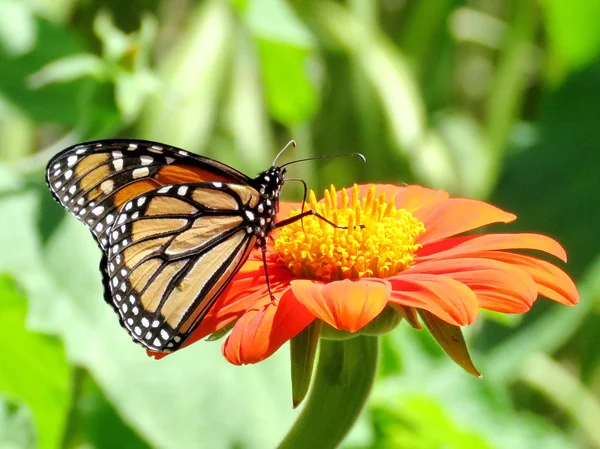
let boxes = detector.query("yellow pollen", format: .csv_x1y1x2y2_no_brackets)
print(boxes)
274,184,426,282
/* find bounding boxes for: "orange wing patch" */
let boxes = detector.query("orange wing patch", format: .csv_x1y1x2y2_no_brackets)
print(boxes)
156,164,238,184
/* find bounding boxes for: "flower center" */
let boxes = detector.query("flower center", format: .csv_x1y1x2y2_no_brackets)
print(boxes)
274,185,426,282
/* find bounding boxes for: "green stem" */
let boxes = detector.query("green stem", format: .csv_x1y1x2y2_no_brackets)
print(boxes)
278,336,379,449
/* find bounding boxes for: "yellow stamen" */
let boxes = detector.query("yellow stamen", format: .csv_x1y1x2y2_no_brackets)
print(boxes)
274,185,426,282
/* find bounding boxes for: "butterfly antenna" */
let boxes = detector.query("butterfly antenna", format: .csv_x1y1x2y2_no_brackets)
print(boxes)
280,152,366,169
272,140,297,167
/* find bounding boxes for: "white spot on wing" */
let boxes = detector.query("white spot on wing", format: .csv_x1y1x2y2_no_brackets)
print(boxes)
67,156,78,167
177,186,188,196
132,167,149,179
137,197,146,207
113,159,124,171
101,180,114,193
140,156,153,166
92,206,104,216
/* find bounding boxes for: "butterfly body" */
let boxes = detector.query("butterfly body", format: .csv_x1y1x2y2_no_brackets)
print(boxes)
46,140,286,352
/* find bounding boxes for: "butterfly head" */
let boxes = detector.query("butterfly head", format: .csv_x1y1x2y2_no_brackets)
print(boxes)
255,165,286,203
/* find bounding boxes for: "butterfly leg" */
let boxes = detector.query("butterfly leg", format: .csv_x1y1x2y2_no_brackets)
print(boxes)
261,241,280,304
275,209,362,230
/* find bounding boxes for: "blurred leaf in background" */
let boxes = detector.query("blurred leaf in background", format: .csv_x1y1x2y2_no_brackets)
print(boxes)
1,0,599,448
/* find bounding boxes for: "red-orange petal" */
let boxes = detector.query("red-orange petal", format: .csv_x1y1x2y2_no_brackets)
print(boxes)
222,288,315,365
417,199,516,246
387,274,479,326
470,251,579,306
417,233,568,263
406,257,537,314
277,201,302,221
290,279,390,332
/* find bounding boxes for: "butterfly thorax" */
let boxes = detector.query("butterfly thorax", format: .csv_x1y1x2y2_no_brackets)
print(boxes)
247,166,286,245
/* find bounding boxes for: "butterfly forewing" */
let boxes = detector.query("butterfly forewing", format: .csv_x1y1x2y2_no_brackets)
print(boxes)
46,140,250,250
47,139,286,353
103,182,260,351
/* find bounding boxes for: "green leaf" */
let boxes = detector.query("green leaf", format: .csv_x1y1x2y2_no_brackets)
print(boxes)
0,274,72,449
0,1,37,56
539,0,600,75
138,0,234,153
0,16,87,126
520,352,600,447
0,397,37,449
27,53,106,88
114,70,159,124
369,395,494,449
223,29,274,170
318,2,425,152
256,39,319,125
244,0,318,125
245,0,315,47
63,370,151,449
93,11,131,62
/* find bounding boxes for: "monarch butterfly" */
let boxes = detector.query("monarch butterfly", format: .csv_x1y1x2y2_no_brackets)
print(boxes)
46,139,364,353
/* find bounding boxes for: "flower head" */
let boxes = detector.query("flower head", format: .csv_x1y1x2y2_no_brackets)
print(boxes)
149,184,579,368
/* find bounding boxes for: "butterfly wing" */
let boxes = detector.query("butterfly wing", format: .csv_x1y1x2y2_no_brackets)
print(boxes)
102,182,261,352
46,140,251,250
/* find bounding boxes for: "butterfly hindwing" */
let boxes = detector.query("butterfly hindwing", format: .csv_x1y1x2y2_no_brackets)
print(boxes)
46,140,250,250
102,182,261,351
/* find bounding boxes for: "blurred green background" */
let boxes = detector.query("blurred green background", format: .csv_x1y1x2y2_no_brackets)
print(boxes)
0,0,599,448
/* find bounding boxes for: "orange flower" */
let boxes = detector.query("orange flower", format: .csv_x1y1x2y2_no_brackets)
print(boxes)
150,184,579,365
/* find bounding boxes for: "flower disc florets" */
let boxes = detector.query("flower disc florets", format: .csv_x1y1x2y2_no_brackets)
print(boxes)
274,185,426,282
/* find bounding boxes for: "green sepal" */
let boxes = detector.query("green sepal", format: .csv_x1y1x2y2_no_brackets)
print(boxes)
290,321,322,408
204,319,237,342
418,310,481,377
391,304,422,329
